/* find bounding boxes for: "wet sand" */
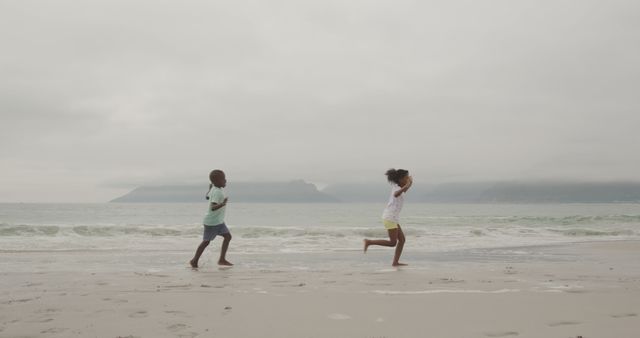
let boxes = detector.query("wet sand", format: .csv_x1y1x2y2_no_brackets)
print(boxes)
1,241,639,338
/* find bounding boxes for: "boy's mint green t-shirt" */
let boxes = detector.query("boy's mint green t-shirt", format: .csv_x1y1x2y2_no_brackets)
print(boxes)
203,187,226,226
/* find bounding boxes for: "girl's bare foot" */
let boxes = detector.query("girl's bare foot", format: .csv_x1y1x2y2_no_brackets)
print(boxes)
392,262,408,267
363,239,370,253
218,260,234,266
190,259,198,268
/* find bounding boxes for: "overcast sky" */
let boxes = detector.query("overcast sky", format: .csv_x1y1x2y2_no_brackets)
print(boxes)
1,0,639,202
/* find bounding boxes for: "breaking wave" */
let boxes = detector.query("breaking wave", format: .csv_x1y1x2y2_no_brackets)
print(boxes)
0,222,637,239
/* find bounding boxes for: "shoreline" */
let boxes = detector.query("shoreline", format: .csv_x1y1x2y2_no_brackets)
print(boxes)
2,236,638,253
2,239,639,337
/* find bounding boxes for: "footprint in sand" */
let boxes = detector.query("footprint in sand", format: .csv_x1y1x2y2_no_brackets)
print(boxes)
503,267,517,275
158,284,192,291
328,313,351,320
129,311,148,318
484,331,519,337
33,318,54,323
3,297,37,305
564,289,588,294
611,313,637,318
165,310,187,315
167,323,188,332
40,327,66,334
35,308,60,314
547,321,581,327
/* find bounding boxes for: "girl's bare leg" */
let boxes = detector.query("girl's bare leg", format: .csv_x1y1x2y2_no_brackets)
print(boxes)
393,225,407,266
364,229,399,253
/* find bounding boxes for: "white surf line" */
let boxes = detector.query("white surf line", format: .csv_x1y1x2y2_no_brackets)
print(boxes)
371,289,520,295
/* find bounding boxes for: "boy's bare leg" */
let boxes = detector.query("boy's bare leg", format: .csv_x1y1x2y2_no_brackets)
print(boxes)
218,233,233,266
364,229,399,252
392,225,407,266
190,240,210,268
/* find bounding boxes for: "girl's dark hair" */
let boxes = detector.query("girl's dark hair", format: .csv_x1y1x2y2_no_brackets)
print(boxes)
205,169,224,200
385,168,409,185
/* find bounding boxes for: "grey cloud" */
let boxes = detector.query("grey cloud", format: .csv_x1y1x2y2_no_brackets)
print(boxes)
1,0,639,202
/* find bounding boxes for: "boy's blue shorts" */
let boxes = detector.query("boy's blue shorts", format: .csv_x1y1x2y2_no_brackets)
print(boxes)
202,223,230,241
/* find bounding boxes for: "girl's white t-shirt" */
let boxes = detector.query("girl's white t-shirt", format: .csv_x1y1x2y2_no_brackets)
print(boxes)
382,184,404,223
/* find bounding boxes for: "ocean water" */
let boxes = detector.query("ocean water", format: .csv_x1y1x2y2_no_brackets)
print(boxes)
1,203,639,257
0,203,640,276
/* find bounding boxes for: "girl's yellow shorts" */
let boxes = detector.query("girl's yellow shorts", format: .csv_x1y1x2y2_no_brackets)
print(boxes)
383,219,399,230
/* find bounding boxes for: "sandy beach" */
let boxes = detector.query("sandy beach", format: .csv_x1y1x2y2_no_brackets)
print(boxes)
3,0,640,336
1,240,639,338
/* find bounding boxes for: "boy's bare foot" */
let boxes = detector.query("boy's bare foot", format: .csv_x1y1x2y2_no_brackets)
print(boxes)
363,239,370,253
392,262,408,267
218,260,234,266
189,259,198,269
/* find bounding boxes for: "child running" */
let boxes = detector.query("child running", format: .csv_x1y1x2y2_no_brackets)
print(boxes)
363,168,413,266
190,169,233,268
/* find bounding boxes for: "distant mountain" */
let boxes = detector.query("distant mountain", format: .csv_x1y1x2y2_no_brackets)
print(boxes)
110,180,338,203
474,182,640,203
321,183,393,203
323,183,436,202
322,181,640,203
111,181,640,203
417,182,494,203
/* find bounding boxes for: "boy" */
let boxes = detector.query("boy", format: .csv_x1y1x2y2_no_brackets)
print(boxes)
190,169,233,268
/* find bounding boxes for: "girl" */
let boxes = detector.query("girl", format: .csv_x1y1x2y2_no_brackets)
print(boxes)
364,168,413,266
190,169,233,268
